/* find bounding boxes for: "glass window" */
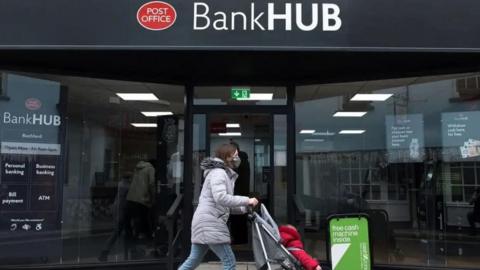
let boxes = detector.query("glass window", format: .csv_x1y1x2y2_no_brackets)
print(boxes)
464,167,475,185
296,72,480,269
0,71,184,266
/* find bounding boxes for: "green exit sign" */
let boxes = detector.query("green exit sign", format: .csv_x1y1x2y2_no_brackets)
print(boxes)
231,88,250,99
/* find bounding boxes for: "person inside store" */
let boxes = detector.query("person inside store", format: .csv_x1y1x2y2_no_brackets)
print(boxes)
229,140,251,245
124,159,156,259
98,172,132,261
178,143,259,270
467,187,480,235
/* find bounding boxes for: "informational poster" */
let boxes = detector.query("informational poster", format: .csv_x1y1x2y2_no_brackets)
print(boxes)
0,74,65,261
328,215,372,270
385,114,425,163
442,111,480,161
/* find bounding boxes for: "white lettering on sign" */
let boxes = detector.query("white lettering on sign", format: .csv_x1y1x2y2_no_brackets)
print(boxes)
193,2,341,32
268,3,292,31
2,199,24,205
142,8,172,23
4,163,26,176
3,112,61,126
322,3,341,31
1,142,61,156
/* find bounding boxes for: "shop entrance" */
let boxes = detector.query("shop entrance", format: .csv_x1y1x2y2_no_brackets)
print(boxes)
191,110,290,259
183,85,296,264
207,114,274,215
193,112,289,217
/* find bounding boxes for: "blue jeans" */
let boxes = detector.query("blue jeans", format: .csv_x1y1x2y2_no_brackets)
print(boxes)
178,243,236,270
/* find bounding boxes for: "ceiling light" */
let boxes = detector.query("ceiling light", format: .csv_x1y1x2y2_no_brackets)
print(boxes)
304,139,325,142
299,130,315,134
339,130,366,134
255,139,261,142
333,112,367,117
141,111,173,117
237,93,273,101
226,123,240,128
131,123,157,128
219,132,242,136
313,131,336,136
350,94,393,101
116,93,159,101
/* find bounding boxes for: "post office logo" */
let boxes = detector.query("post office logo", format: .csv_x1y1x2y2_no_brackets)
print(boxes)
25,98,42,111
137,1,177,31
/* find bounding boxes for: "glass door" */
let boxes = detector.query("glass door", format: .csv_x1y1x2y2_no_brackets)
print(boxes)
193,113,279,213
191,112,288,257
186,84,292,263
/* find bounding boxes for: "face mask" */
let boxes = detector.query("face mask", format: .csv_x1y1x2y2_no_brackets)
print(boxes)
232,156,241,169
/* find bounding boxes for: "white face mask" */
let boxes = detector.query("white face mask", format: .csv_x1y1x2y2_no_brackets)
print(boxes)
232,156,241,169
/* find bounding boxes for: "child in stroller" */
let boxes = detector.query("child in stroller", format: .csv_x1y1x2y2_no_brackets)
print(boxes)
279,225,321,270
249,205,321,270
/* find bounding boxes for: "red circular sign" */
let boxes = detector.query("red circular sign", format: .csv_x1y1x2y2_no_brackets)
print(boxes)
25,98,42,110
137,1,177,31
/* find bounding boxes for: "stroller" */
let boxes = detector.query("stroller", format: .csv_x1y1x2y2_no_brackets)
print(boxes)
248,204,304,270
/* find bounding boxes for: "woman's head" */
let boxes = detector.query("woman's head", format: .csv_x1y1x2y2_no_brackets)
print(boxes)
215,143,240,168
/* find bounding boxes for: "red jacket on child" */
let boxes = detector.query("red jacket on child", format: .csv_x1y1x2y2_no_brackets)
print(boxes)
279,225,320,270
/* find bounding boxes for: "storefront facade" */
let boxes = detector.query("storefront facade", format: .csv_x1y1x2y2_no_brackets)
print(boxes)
1,1,480,270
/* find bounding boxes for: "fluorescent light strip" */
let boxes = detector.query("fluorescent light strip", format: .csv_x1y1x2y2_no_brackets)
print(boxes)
219,132,242,136
237,93,273,101
350,94,393,101
226,123,240,128
313,131,336,136
141,111,173,117
131,123,157,128
305,139,325,142
339,130,366,134
116,93,159,101
300,130,315,134
333,112,367,117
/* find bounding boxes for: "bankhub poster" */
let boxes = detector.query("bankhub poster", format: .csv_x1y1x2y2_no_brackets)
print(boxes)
0,74,65,262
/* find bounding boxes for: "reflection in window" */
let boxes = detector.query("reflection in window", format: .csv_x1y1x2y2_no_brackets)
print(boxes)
296,72,480,269
0,71,184,267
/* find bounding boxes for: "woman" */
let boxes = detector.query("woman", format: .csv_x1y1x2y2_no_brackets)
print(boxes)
179,144,259,270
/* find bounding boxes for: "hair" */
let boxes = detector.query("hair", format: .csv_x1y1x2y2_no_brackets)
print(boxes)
230,140,240,151
215,143,237,162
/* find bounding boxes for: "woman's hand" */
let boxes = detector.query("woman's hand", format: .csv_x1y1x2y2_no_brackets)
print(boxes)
248,198,259,207
315,266,322,270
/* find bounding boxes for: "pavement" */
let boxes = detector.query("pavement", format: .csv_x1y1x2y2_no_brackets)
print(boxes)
197,262,256,270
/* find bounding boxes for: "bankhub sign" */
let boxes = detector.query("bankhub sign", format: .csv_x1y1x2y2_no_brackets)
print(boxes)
137,1,342,32
0,0,480,50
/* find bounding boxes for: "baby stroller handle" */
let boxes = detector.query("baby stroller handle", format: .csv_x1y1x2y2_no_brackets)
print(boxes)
247,206,256,221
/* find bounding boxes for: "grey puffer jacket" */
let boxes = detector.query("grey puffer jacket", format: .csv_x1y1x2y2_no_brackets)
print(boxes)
191,158,250,244
126,161,155,208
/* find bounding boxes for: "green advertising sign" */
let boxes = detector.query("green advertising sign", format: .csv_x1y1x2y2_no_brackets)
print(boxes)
329,215,371,270
231,87,250,99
